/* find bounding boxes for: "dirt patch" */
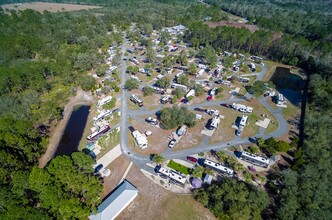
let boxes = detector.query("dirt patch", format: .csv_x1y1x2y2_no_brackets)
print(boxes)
207,21,259,33
209,106,238,144
173,119,205,151
129,119,171,155
119,165,216,220
38,88,93,168
1,2,101,13
141,93,162,110
103,155,131,198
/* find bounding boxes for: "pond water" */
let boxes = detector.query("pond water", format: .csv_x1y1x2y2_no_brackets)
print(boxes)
54,105,90,157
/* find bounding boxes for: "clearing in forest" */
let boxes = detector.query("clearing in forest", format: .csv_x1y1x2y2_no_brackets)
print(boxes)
1,2,101,13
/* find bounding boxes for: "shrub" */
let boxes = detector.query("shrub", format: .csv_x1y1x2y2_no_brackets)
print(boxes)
143,86,154,96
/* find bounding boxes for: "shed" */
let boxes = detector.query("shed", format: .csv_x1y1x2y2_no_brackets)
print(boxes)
86,142,95,151
204,174,212,185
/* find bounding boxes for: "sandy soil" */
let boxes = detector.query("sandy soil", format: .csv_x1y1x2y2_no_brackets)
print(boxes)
38,88,94,168
207,21,259,33
103,155,131,198
129,119,171,155
118,165,216,220
1,2,101,13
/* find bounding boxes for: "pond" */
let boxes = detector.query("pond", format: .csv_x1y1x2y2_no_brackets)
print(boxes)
54,105,90,157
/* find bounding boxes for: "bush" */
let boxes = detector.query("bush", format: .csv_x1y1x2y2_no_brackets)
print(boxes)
155,77,170,88
124,79,139,91
172,88,186,99
160,106,196,129
194,84,204,96
103,98,116,110
114,86,120,92
80,75,96,91
143,86,154,96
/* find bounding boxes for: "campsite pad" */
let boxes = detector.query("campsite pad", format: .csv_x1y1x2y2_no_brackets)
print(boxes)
255,118,271,128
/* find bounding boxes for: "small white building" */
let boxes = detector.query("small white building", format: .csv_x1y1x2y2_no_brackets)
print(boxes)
132,130,148,149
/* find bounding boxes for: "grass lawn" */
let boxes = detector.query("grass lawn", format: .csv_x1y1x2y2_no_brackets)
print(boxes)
282,101,300,120
158,195,215,220
167,160,191,175
96,130,120,159
127,98,139,110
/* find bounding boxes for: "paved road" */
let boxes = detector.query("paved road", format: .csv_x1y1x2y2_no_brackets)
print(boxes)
118,44,288,171
95,144,122,168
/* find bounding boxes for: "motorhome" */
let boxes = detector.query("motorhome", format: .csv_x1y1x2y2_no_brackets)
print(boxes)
208,116,220,130
130,95,143,107
87,125,111,141
93,110,112,122
232,103,253,113
157,167,186,186
171,83,188,91
132,130,148,149
97,96,112,108
204,159,234,176
240,151,270,168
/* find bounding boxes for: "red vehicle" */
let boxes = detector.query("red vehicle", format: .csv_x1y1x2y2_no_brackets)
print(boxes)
207,96,213,101
186,156,198,163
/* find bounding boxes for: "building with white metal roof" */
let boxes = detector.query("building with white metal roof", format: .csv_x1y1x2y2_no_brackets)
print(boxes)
89,180,138,220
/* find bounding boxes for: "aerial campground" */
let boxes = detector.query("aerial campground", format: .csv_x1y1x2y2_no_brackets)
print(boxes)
0,0,331,219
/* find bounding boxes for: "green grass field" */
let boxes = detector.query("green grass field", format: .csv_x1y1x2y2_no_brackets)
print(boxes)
167,160,192,175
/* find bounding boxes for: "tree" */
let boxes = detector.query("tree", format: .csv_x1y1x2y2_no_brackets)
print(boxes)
71,152,94,174
79,76,96,91
188,63,197,75
246,80,265,98
155,77,170,89
103,97,116,110
152,154,165,164
194,84,204,96
200,45,217,67
193,178,269,218
177,50,188,66
146,45,156,63
192,166,204,178
160,106,196,129
124,79,139,91
172,88,186,99
143,86,154,96
177,74,189,86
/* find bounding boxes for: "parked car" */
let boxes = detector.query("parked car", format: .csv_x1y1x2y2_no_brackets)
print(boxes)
186,156,198,163
236,129,242,136
128,126,135,132
194,107,205,112
215,79,223,84
249,136,258,143
168,139,176,148
145,117,158,125
207,95,213,101
94,164,103,173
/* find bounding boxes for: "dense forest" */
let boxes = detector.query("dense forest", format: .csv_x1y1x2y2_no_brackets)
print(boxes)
0,0,331,219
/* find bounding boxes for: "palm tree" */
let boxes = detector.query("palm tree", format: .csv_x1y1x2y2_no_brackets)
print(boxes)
152,154,165,165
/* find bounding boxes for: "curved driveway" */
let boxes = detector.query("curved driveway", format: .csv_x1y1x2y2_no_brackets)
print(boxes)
119,44,287,170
